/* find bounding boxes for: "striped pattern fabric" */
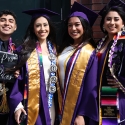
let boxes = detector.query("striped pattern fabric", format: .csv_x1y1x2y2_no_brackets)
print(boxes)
101,86,119,124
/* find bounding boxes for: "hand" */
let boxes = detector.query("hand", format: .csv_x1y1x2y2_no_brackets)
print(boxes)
15,108,26,124
14,70,20,78
74,115,85,125
107,78,119,88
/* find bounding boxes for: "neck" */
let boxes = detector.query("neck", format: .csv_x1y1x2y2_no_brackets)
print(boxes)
0,34,10,41
108,33,116,41
39,39,47,45
73,38,82,47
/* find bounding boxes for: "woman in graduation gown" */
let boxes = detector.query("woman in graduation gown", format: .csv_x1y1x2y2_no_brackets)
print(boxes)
96,0,125,124
57,2,99,125
8,8,59,125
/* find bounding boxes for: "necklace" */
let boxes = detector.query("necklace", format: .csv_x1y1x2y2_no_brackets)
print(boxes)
37,41,57,108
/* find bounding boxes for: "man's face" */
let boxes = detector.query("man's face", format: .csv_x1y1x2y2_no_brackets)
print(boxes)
0,14,17,37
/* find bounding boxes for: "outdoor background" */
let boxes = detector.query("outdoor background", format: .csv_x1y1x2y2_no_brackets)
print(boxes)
0,0,124,46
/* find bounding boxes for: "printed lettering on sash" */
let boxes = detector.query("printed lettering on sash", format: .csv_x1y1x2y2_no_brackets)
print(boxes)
102,106,117,117
50,65,57,72
0,51,18,82
49,85,56,93
50,76,57,83
48,53,56,60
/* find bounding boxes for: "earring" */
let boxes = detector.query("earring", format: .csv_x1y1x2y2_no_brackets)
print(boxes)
121,26,125,31
121,26,125,35
103,26,106,32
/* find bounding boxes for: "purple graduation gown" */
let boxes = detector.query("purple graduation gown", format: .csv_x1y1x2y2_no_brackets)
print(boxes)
8,48,59,125
59,49,99,125
98,38,125,125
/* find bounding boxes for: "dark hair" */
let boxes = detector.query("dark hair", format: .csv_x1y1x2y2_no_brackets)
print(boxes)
0,10,17,23
57,16,96,54
100,6,125,34
12,15,56,71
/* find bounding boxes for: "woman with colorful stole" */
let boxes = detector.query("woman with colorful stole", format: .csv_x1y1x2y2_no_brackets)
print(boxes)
96,0,125,124
57,2,99,125
8,8,59,125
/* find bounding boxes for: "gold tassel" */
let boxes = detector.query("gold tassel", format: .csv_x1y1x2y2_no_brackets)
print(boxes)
0,83,9,113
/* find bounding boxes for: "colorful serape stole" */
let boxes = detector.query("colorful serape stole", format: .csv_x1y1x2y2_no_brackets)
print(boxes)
101,86,120,125
20,72,28,125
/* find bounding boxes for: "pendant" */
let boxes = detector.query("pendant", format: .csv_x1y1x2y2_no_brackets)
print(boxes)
48,53,56,60
50,65,57,72
50,76,57,83
49,85,56,93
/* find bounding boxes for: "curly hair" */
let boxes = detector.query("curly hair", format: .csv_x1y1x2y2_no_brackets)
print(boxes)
0,9,17,23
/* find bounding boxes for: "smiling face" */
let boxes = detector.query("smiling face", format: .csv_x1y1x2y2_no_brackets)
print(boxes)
0,14,17,38
68,17,84,45
34,16,50,42
103,11,124,37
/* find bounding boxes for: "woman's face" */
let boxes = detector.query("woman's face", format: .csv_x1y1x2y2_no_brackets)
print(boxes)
34,16,50,42
68,17,84,43
103,11,124,36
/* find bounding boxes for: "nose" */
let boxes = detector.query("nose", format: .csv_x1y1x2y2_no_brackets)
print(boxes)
72,25,76,30
4,20,9,25
40,25,45,30
110,19,115,24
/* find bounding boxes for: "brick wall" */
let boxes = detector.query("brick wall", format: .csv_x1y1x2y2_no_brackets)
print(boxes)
70,0,125,42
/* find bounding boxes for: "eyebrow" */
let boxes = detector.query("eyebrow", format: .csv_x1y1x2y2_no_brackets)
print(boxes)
0,17,15,21
106,16,120,18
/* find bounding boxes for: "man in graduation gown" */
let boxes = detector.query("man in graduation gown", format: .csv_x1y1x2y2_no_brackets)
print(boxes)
0,10,17,124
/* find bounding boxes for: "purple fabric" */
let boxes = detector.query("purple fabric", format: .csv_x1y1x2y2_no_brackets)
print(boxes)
63,49,98,125
98,39,125,125
70,12,89,23
102,118,117,125
22,8,59,19
8,61,51,125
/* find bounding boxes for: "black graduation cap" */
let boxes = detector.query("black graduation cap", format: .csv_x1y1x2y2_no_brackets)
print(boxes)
22,8,59,18
99,0,125,16
69,1,98,26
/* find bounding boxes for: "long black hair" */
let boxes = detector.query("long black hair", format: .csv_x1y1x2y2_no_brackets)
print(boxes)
100,6,125,34
57,16,96,54
12,15,56,71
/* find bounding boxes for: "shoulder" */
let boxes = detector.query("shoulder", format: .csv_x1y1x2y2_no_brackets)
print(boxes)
81,43,95,54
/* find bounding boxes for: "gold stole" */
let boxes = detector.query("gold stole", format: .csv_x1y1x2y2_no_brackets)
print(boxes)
57,44,94,125
27,49,40,125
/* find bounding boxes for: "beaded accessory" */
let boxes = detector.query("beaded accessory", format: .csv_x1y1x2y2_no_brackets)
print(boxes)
96,31,125,94
36,41,57,108
108,31,125,94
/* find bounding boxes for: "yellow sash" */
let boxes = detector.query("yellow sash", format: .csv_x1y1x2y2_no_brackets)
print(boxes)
27,49,40,125
57,44,94,125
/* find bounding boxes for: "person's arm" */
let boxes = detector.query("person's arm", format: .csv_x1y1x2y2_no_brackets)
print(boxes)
14,102,26,124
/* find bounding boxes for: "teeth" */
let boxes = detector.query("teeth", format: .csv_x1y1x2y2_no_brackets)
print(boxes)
72,32,78,35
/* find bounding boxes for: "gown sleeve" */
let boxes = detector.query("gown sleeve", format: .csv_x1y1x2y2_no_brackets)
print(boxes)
74,50,98,123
